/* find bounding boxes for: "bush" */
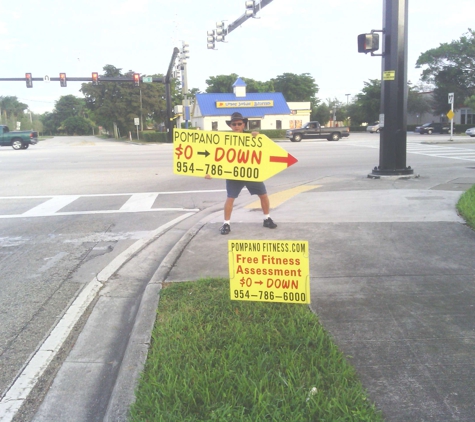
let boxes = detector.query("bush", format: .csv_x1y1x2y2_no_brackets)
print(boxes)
141,131,169,143
259,129,287,139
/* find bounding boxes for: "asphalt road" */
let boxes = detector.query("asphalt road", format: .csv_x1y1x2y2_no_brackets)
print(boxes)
1,133,474,419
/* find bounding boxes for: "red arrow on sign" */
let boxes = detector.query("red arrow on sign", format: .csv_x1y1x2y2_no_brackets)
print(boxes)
269,153,298,167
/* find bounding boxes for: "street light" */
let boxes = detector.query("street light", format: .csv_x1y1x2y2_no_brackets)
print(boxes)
345,93,351,105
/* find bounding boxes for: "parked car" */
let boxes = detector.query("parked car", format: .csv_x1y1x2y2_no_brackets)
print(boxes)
414,122,450,134
465,127,475,137
286,121,350,142
0,125,38,149
366,121,380,133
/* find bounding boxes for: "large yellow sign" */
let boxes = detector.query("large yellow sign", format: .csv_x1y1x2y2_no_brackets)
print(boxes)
228,240,310,304
173,129,297,182
216,100,274,108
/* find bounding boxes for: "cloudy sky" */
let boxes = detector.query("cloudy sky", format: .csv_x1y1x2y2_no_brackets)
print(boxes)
1,0,473,113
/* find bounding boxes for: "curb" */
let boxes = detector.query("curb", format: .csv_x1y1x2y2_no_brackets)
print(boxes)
104,205,224,421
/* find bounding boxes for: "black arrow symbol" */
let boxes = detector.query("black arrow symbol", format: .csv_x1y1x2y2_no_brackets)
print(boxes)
198,150,210,157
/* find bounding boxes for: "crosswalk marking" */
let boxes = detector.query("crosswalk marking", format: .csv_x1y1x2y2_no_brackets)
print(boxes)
343,140,475,162
119,193,159,212
0,189,226,219
22,196,80,217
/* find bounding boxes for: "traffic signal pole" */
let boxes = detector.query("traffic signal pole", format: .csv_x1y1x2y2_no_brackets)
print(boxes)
371,0,414,176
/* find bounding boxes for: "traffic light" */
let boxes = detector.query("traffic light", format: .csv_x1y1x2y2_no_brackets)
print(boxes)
358,33,380,54
92,72,99,85
59,73,67,87
133,73,140,87
25,73,33,88
245,0,255,17
207,30,215,49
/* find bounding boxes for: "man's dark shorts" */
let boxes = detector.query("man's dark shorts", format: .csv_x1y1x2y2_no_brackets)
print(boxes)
226,180,267,198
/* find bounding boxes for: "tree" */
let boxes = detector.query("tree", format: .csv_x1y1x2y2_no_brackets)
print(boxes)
0,96,28,124
465,95,475,111
205,74,240,93
312,103,331,124
39,95,86,135
416,29,475,112
350,79,381,125
62,116,91,135
272,73,319,104
205,74,274,94
80,65,170,136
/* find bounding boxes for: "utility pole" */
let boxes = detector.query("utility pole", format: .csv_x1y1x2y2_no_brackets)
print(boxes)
371,0,413,176
165,47,180,143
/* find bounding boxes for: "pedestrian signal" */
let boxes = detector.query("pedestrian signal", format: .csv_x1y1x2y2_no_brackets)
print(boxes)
357,33,380,53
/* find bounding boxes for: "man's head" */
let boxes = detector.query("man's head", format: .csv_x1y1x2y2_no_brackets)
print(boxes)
226,112,248,133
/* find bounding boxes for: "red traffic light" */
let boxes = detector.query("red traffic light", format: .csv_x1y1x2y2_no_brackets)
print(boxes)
133,73,140,87
59,73,67,87
25,73,33,88
92,72,99,85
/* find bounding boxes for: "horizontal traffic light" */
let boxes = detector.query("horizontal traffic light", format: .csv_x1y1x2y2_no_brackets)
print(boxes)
357,33,380,54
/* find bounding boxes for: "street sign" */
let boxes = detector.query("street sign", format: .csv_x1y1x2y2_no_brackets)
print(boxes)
44,75,50,83
142,76,153,83
173,128,297,182
447,110,455,120
229,240,310,304
448,93,454,104
134,118,140,126
383,70,396,81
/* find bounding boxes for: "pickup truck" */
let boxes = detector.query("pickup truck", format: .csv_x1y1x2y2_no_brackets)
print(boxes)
0,125,38,150
286,121,350,142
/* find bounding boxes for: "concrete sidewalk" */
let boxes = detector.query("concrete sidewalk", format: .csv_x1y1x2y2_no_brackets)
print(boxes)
163,182,475,421
31,174,475,421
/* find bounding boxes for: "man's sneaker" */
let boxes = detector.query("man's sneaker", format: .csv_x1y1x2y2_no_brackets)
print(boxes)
220,223,231,235
263,217,277,229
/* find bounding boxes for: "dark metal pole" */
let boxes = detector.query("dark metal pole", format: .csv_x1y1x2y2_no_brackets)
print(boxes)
371,0,413,176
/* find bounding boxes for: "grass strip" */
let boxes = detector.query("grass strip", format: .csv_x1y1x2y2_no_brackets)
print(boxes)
130,278,382,421
457,184,475,229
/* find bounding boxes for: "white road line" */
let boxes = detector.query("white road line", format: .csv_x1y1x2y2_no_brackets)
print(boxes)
21,196,79,217
119,193,159,212
0,212,196,422
0,207,199,219
0,190,226,200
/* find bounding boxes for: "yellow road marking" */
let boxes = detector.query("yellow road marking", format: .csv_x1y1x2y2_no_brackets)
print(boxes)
245,185,321,209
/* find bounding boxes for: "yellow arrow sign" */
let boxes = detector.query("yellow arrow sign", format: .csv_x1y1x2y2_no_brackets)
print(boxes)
173,128,298,182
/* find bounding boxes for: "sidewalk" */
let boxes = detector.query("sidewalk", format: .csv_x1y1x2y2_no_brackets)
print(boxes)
33,174,475,421
160,180,475,421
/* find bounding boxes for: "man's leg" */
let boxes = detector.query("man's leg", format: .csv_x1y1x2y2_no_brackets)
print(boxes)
224,197,235,221
258,194,270,215
259,194,277,229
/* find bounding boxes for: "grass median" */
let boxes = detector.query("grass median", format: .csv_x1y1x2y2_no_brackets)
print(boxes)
130,278,382,421
457,184,475,229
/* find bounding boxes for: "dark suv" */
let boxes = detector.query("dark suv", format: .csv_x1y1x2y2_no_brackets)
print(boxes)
415,122,450,134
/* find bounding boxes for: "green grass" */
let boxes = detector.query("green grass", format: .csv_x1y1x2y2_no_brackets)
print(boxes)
130,278,382,422
457,184,475,229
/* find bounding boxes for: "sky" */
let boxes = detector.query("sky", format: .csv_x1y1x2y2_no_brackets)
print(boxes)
1,0,474,114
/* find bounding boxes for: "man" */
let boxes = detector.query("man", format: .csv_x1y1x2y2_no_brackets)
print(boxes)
208,112,277,235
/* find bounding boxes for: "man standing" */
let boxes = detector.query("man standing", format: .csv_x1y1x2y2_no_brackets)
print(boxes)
210,112,277,235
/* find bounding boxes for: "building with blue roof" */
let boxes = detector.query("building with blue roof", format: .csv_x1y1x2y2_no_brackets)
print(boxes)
185,78,311,131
